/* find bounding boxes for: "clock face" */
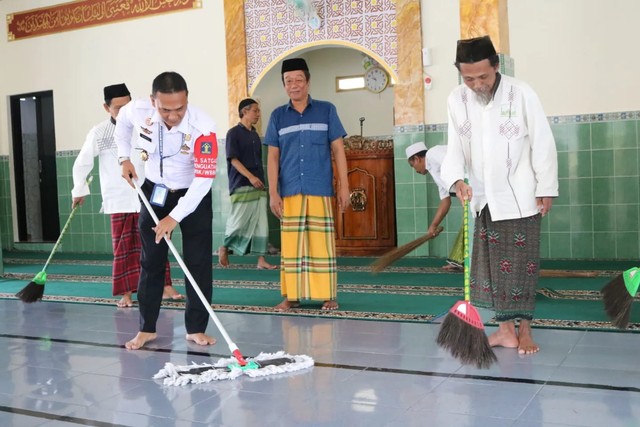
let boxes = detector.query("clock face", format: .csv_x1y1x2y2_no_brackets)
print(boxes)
365,67,389,93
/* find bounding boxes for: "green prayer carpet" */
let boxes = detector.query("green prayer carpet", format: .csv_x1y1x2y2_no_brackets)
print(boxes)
1,251,638,331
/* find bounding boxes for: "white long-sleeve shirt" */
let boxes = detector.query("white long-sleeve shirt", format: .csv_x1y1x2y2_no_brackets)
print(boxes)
71,118,143,214
114,98,217,222
441,74,558,221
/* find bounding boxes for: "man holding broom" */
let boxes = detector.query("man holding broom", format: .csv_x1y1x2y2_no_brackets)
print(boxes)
441,36,558,355
406,142,464,271
71,83,181,308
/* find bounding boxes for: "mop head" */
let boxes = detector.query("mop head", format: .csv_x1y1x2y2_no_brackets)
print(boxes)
153,351,314,386
436,301,497,369
602,267,639,329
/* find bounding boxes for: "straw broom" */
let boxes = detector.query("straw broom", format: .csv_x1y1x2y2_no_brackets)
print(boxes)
601,267,640,329
370,226,443,273
15,177,92,303
436,200,496,369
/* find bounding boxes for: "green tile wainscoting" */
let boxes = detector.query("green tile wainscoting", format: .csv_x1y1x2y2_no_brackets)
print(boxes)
393,112,640,260
0,112,639,261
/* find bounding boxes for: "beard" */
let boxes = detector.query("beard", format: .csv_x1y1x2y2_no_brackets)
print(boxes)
473,89,492,105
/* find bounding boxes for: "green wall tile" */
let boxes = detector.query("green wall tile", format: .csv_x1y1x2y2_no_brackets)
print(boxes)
395,183,415,208
593,232,617,259
548,205,570,232
615,231,640,259
569,178,592,205
591,150,613,177
556,152,569,179
592,177,615,204
567,151,592,178
614,148,638,176
615,204,639,231
591,122,615,150
549,233,571,258
614,120,638,148
592,205,616,231
569,206,592,232
571,233,594,258
614,177,639,204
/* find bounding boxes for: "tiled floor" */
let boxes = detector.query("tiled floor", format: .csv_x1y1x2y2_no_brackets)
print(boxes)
0,299,639,427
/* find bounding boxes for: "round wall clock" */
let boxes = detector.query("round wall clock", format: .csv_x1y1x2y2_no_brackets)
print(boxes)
364,66,389,93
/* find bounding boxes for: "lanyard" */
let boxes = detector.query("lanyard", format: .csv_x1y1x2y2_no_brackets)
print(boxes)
158,123,185,178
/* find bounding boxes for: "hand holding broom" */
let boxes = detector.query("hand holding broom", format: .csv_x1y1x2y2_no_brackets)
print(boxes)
436,199,497,369
371,226,443,273
16,176,93,303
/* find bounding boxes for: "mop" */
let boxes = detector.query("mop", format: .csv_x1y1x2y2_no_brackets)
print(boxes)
131,180,314,385
16,176,93,303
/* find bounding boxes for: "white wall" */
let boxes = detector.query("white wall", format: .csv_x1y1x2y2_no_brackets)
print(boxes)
420,0,640,123
0,0,228,155
252,47,395,138
509,0,639,116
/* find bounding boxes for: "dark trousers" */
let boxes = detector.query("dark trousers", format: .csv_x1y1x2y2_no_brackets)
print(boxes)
137,179,213,334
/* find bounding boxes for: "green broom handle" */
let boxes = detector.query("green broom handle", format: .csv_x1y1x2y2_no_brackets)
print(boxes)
132,179,246,364
463,198,470,302
41,176,93,272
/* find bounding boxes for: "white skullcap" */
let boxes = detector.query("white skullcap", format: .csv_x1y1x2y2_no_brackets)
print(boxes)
405,142,428,159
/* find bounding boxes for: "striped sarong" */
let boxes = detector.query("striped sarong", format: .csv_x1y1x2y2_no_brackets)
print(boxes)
223,187,269,255
470,207,541,321
111,213,172,296
280,194,337,301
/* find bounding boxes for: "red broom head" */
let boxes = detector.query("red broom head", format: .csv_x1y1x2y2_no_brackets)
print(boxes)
448,300,485,330
15,281,45,303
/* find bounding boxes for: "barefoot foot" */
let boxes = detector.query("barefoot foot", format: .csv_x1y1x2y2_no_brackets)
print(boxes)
517,320,539,355
257,257,278,270
487,322,519,348
125,332,157,350
218,246,229,267
274,298,300,312
321,300,339,311
162,286,184,300
117,292,134,308
185,333,217,346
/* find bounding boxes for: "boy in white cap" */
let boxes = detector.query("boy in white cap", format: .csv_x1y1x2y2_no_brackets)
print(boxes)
406,142,463,270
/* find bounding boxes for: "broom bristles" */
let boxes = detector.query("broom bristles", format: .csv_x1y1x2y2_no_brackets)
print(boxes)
15,281,45,303
371,226,443,273
437,313,497,369
602,274,634,329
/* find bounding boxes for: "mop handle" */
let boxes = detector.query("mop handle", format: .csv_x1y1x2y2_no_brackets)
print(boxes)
133,180,247,365
42,176,94,272
463,198,470,302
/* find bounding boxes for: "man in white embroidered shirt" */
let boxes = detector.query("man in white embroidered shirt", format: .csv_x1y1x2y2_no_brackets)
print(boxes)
441,36,558,356
115,71,218,350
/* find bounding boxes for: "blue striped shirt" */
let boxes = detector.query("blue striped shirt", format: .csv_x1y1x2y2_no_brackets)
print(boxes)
264,96,346,197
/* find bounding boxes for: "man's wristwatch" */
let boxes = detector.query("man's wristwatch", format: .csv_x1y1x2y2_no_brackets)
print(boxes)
118,156,130,165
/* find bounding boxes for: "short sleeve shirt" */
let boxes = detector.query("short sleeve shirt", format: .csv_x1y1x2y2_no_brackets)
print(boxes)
225,123,264,194
264,97,346,197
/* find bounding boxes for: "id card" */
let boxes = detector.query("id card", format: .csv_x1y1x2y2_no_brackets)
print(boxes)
150,184,168,207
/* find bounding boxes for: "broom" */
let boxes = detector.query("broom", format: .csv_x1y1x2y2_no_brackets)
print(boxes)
436,199,497,369
15,176,93,303
370,226,443,273
132,180,313,384
601,267,640,329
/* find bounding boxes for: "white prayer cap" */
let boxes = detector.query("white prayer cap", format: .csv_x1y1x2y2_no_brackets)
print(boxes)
405,142,428,159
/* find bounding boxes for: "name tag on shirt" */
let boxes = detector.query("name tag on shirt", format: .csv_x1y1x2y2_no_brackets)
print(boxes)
150,184,168,207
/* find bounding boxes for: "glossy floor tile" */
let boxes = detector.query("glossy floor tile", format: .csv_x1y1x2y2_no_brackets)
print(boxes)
0,299,639,426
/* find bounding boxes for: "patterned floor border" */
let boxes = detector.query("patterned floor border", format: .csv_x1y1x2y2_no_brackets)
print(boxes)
1,292,638,332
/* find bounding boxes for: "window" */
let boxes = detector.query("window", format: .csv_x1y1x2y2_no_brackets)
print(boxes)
336,75,365,92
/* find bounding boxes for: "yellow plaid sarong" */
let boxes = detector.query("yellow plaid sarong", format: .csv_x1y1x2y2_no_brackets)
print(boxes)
280,194,337,301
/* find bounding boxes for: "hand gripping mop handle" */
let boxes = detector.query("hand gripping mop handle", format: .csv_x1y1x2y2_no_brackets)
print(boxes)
133,180,248,366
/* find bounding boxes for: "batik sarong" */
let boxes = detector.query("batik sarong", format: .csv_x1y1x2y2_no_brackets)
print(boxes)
470,207,541,321
223,186,269,255
280,194,337,301
111,213,171,296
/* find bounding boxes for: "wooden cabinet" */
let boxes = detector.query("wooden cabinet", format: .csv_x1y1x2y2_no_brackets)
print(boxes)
333,136,396,256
